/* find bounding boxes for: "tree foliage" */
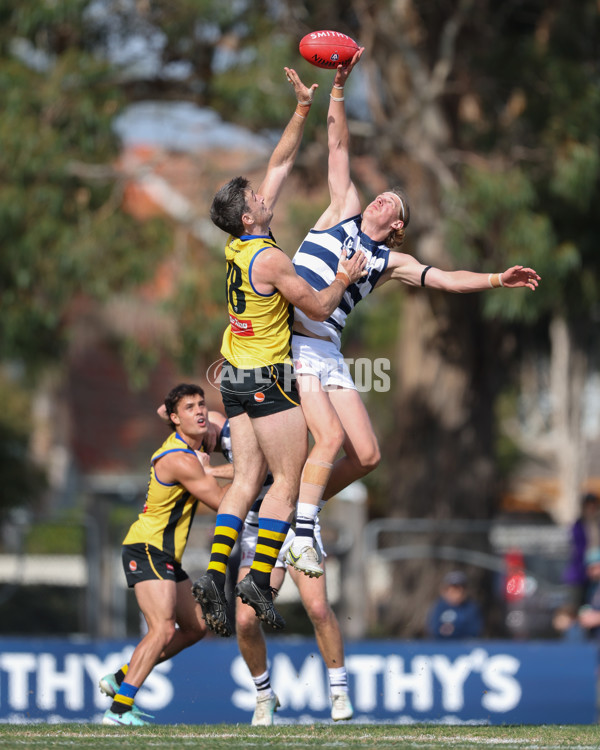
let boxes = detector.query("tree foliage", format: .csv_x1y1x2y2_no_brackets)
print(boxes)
0,1,174,514
0,0,170,370
440,0,600,322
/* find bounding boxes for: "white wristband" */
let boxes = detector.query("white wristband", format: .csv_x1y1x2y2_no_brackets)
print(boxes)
498,273,504,287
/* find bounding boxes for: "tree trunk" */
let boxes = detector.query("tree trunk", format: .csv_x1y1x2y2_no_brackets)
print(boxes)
374,236,504,636
549,314,587,524
348,0,504,635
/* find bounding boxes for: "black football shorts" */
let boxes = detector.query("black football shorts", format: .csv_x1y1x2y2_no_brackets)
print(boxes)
220,360,300,419
122,543,189,587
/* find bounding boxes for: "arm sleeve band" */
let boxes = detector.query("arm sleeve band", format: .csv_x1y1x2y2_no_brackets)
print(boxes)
421,265,432,287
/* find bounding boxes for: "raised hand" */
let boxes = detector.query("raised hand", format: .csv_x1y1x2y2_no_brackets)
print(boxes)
334,47,364,88
284,66,318,105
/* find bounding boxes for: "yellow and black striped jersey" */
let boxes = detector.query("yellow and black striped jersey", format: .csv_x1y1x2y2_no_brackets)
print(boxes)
220,233,294,369
122,431,202,563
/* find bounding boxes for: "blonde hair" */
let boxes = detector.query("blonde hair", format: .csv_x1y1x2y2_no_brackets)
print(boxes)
384,187,410,249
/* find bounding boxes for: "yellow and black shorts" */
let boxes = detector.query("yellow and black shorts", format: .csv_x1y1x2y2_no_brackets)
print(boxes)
122,543,189,588
220,360,300,419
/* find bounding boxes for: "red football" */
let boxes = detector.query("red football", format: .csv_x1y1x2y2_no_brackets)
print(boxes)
299,30,359,70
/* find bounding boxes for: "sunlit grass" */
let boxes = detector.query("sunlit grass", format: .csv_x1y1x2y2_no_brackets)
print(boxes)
1,723,599,750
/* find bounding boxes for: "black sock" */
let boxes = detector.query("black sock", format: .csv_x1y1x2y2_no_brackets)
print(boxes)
109,700,131,715
249,569,271,590
209,569,226,588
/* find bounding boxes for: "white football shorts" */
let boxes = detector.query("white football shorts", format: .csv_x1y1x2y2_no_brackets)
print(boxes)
292,335,356,390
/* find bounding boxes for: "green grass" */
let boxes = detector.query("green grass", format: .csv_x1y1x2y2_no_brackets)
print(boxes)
0,724,599,750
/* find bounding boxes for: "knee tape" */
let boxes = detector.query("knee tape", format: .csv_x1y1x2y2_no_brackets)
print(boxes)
299,460,333,505
301,460,333,487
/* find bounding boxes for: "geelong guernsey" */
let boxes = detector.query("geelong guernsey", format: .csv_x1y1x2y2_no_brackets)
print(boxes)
220,233,294,369
292,215,389,348
122,431,201,563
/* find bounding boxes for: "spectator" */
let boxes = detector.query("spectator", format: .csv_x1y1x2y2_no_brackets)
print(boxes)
552,603,587,642
563,492,600,607
426,571,483,640
575,547,600,640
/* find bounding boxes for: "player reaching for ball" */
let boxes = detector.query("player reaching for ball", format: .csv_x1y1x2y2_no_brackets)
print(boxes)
192,66,367,638
285,47,542,576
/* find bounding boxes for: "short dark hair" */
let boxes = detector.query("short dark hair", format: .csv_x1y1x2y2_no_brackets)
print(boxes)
210,176,250,237
164,383,205,430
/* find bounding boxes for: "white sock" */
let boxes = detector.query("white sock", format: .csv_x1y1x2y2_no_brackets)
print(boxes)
292,502,319,552
252,669,273,698
328,666,348,695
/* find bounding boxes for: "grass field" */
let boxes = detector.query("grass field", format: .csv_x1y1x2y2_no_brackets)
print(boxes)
1,723,599,750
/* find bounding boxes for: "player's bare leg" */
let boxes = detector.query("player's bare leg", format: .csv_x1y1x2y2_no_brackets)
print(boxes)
194,413,267,636
217,413,269,518
288,564,353,720
126,579,179,687
156,578,207,660
323,387,380,500
287,375,345,576
252,405,308,522
101,578,206,718
289,564,343,666
103,578,177,725
236,566,285,725
235,406,308,629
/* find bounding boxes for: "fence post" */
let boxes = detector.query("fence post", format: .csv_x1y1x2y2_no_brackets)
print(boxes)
331,481,368,639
